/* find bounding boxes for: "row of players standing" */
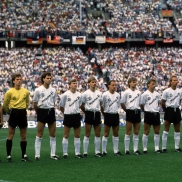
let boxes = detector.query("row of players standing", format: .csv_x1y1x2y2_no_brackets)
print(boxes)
0,72,181,162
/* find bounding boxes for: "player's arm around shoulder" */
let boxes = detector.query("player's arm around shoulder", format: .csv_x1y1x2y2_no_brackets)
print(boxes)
3,89,12,114
59,92,66,114
26,89,30,109
140,92,146,112
161,90,167,111
120,91,127,112
32,88,39,114
80,91,86,113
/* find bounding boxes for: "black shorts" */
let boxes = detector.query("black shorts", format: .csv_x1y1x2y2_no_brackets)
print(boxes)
144,112,160,125
8,108,27,128
164,107,181,124
104,113,119,127
37,108,56,124
126,109,141,123
63,114,81,128
84,111,101,126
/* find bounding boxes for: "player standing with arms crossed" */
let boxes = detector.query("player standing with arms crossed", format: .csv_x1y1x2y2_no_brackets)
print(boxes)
140,79,162,153
34,72,59,160
121,77,142,155
60,79,83,159
81,77,103,157
3,73,30,162
162,75,182,152
101,80,123,156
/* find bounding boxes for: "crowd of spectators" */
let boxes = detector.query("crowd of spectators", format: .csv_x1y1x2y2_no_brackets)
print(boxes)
0,46,181,115
0,0,178,39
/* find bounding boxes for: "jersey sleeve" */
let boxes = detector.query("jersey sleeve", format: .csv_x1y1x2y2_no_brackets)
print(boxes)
101,93,106,108
3,90,11,114
33,88,39,103
140,93,146,105
26,90,30,109
120,91,127,104
99,92,102,102
59,93,67,107
81,92,86,104
79,94,82,107
54,90,57,103
162,90,168,100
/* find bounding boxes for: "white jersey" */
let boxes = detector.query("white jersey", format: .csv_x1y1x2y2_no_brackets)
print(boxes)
120,88,141,110
162,87,182,108
102,91,121,113
33,85,56,109
82,89,102,112
59,90,82,114
140,90,160,112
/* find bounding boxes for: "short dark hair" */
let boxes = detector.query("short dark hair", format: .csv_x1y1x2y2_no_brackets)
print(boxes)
108,80,116,86
128,77,137,87
88,76,97,83
12,73,21,87
147,79,156,88
68,78,77,85
41,72,51,84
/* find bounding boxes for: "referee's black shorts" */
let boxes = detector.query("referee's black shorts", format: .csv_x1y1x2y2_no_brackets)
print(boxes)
164,107,181,124
63,113,81,128
104,113,120,127
144,111,160,125
37,108,56,124
126,109,141,123
84,111,101,126
8,108,27,128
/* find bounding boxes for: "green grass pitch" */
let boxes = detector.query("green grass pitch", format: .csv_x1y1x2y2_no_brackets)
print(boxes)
0,126,181,182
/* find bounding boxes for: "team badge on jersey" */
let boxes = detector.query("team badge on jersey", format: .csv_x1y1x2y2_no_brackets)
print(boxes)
129,94,132,98
12,96,16,100
147,96,151,100
41,93,45,98
67,98,71,101
87,96,92,101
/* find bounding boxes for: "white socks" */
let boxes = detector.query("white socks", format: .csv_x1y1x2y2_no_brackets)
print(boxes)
154,134,160,151
83,136,89,154
174,132,180,149
133,134,139,152
62,137,68,155
50,137,56,156
35,136,42,157
142,134,148,151
102,136,108,153
94,137,101,154
74,137,81,155
124,134,130,152
162,131,168,149
113,136,119,153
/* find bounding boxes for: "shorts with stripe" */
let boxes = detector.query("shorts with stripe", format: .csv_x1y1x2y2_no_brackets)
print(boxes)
126,109,141,123
63,114,81,128
104,113,119,127
8,108,27,128
164,107,181,124
37,108,56,124
144,111,160,125
84,111,101,126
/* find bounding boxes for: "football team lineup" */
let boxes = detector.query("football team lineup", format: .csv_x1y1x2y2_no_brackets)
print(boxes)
0,73,181,163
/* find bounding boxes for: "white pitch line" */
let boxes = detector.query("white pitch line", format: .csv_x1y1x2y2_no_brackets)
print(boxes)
0,139,7,141
0,180,14,182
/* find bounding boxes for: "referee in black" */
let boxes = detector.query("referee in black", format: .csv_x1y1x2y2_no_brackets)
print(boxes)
3,73,30,162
